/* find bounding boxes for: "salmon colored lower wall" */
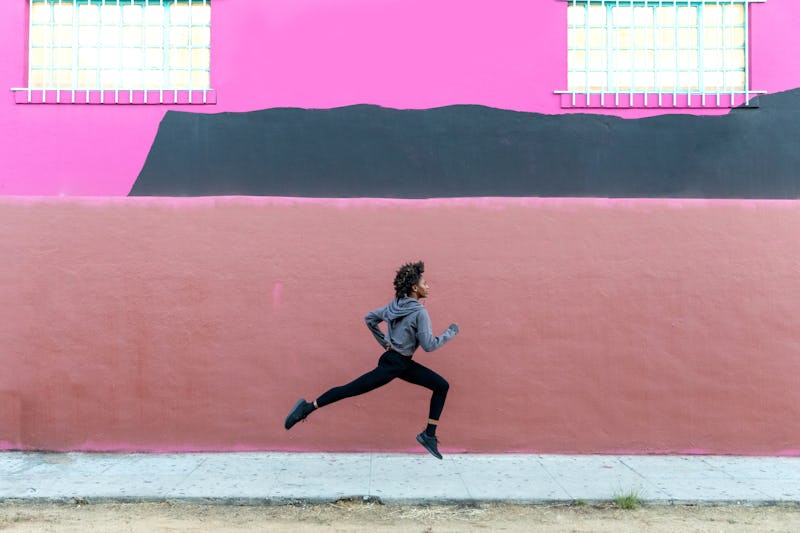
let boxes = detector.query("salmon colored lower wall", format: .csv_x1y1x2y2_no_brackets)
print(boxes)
1,197,799,455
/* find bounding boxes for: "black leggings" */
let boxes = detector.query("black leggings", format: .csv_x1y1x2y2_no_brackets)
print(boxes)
316,350,449,421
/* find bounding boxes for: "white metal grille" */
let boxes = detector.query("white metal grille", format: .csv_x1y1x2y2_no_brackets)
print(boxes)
18,0,211,104
559,0,766,108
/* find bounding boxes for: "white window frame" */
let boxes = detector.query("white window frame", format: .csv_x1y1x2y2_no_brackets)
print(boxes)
556,0,766,109
12,0,214,105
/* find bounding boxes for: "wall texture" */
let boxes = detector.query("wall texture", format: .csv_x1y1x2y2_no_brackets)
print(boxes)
2,198,798,454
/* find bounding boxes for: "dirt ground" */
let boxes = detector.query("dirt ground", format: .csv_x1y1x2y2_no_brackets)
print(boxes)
2,500,800,532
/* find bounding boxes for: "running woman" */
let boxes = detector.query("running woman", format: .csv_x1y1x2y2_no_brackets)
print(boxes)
284,261,460,459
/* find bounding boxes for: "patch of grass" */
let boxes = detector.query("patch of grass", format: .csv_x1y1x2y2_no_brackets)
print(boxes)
573,499,587,507
612,489,642,510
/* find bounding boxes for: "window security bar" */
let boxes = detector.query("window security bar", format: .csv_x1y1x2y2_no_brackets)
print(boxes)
556,0,766,109
13,0,213,105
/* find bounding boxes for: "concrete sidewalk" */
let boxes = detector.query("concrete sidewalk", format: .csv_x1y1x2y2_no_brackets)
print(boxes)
1,452,799,505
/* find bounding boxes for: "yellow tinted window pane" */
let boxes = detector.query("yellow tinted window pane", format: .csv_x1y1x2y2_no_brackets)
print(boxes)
142,4,164,26
53,47,72,68
171,27,190,46
704,28,722,48
615,72,632,90
677,29,697,48
122,48,143,69
169,48,190,67
614,29,631,49
78,48,98,68
144,5,164,25
171,5,190,25
568,72,585,91
704,50,722,70
587,6,606,26
144,70,162,89
656,50,675,68
100,69,118,89
724,5,745,25
191,70,210,89
725,49,745,69
100,5,120,25
656,71,676,90
677,7,697,26
612,7,632,27
634,71,654,91
32,5,51,23
78,70,97,89
78,5,99,24
100,26,121,46
192,27,210,47
145,49,164,68
191,49,209,68
588,50,607,70
616,52,633,71
122,27,143,46
678,50,697,69
99,48,119,69
29,70,45,88
568,29,586,49
145,27,164,46
633,7,652,27
53,4,73,24
728,28,745,47
725,71,745,90
121,69,143,88
122,4,143,24
53,26,73,47
656,29,674,48
53,69,73,89
655,7,674,26
169,70,190,87
634,28,651,48
587,72,607,91
678,71,698,90
79,27,99,47
567,5,585,26
588,29,606,49
633,50,654,69
704,71,724,89
30,26,48,47
191,5,211,25
568,50,585,69
704,5,723,26
29,48,47,68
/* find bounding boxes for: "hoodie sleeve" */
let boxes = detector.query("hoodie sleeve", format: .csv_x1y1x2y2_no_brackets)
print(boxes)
365,305,391,349
415,308,459,352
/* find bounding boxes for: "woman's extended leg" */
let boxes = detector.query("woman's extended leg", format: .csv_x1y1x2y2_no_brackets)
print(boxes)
399,360,449,430
285,351,408,429
400,360,449,459
315,351,407,407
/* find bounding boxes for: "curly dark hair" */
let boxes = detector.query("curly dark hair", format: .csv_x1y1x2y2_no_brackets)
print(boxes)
394,261,425,299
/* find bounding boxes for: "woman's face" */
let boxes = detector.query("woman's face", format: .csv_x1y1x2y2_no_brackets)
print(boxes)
413,276,429,299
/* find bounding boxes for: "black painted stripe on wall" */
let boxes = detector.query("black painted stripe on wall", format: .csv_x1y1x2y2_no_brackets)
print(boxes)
131,88,800,198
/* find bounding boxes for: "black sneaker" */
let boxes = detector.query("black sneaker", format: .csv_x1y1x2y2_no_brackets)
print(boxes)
416,432,443,459
284,399,314,430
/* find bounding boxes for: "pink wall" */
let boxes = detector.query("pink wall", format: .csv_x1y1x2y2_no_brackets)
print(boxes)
1,197,799,454
1,0,800,196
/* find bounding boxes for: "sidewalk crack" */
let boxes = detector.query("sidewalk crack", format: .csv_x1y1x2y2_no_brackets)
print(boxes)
367,454,373,498
537,456,572,500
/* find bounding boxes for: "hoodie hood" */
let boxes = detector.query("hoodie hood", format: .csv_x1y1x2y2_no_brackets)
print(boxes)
385,297,424,321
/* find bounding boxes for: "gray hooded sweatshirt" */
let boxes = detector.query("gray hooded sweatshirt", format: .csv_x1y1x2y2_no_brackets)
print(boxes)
365,297,459,357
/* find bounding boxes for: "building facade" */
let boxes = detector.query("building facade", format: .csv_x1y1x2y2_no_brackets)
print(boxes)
1,1,799,454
